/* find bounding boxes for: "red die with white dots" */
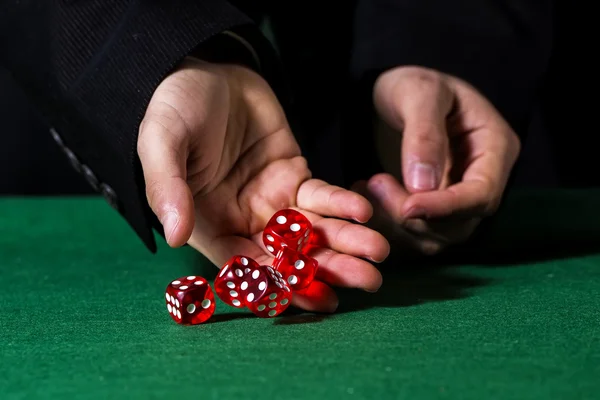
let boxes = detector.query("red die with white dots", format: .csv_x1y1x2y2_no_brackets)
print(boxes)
273,247,318,291
237,262,270,305
214,255,259,308
262,209,312,256
165,276,215,324
246,266,292,318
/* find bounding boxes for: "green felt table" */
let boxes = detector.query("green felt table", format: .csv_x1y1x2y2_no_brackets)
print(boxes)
1,189,599,399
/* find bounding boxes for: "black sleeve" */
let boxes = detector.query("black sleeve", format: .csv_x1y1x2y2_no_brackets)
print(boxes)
342,0,554,184
0,1,284,252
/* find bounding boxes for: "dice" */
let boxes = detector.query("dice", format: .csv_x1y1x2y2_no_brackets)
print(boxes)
237,262,269,304
165,276,215,324
246,266,292,318
213,255,260,308
165,210,319,324
214,256,289,318
273,247,318,291
263,209,312,256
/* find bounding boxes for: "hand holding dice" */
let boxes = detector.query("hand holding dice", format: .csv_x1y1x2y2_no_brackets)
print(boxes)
165,209,318,324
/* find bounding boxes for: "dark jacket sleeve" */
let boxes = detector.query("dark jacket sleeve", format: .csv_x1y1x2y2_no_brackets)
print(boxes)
0,1,283,252
342,0,554,184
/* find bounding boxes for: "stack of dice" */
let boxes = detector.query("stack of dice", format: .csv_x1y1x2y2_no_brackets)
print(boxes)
164,209,318,324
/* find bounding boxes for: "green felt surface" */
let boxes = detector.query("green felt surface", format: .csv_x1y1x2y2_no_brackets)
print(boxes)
1,190,599,399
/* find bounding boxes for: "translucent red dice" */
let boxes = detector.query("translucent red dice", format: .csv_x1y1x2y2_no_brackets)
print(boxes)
273,247,318,291
246,266,292,318
262,209,312,256
215,256,290,318
165,276,215,324
214,255,259,308
237,262,269,304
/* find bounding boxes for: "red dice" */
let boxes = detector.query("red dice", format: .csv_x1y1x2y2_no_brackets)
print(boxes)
246,266,292,318
165,209,320,324
214,255,292,318
262,209,312,256
165,276,215,324
214,255,259,308
237,262,269,304
273,247,318,291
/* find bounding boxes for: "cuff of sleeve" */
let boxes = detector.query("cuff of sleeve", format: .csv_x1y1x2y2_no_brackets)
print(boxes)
67,1,255,252
187,29,261,73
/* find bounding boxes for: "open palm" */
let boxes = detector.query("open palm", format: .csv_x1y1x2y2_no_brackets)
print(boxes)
138,59,389,312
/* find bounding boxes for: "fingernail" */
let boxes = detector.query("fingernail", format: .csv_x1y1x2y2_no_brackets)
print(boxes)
161,211,179,243
404,207,426,219
365,281,382,293
409,162,438,190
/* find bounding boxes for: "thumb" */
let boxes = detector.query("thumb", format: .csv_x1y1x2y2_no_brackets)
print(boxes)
374,68,454,193
137,117,195,248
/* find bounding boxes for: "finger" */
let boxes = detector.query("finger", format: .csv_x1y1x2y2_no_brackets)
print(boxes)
296,179,373,223
209,232,382,293
399,76,521,220
402,181,490,219
403,216,482,245
401,152,506,219
286,208,390,264
356,175,447,255
311,249,383,293
292,281,339,313
364,173,411,224
137,117,194,248
375,68,454,192
248,209,386,292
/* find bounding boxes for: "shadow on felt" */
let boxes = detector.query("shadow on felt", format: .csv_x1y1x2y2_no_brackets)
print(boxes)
205,310,328,325
459,187,600,266
335,258,492,314
205,312,254,324
274,313,328,325
184,188,600,318
185,243,496,317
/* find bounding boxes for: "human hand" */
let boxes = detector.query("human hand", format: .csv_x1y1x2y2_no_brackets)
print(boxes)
353,66,521,254
137,58,389,312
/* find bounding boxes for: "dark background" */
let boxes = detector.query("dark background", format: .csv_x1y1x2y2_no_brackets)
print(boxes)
0,68,591,197
1,6,597,196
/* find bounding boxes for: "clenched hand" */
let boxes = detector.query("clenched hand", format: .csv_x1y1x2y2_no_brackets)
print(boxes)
354,66,521,254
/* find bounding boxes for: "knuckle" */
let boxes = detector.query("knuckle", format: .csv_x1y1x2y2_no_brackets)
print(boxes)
290,156,311,180
414,69,445,89
398,66,444,86
405,69,447,97
509,131,522,158
326,186,345,209
390,68,446,101
479,190,501,216
153,101,192,135
483,197,502,216
409,124,446,145
137,119,177,156
495,123,521,160
144,179,164,210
